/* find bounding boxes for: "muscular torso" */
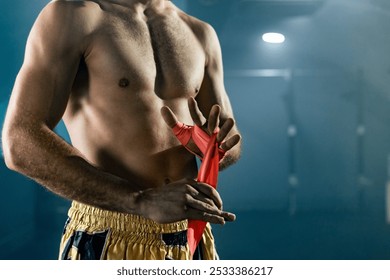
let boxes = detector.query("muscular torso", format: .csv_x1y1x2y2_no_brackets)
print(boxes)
63,1,206,189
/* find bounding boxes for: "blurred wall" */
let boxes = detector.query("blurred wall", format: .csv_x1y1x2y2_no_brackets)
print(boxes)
187,0,390,214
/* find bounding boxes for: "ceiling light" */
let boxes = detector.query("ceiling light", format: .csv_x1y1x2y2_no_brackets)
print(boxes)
262,32,286,44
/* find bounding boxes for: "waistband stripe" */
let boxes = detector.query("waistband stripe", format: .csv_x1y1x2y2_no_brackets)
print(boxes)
68,201,188,234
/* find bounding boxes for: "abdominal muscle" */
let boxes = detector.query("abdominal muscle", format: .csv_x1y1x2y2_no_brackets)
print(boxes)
63,91,199,190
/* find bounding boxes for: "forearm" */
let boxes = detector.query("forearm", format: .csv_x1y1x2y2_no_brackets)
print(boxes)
2,122,141,214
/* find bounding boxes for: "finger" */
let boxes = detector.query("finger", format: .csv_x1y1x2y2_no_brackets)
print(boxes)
185,208,225,224
192,182,223,210
221,211,236,222
186,195,236,223
188,97,206,127
193,191,221,210
220,134,241,152
184,183,218,207
185,194,222,216
196,194,219,210
217,118,235,143
208,105,221,134
161,106,179,128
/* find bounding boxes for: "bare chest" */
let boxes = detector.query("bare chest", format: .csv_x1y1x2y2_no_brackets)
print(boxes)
84,11,206,99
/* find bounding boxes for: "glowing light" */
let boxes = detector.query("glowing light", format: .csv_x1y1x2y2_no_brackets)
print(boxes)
262,32,286,44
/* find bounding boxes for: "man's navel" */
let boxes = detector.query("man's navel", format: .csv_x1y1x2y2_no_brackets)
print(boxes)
118,78,130,88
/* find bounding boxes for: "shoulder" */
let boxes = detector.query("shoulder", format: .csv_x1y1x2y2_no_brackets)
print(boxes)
45,0,102,12
26,0,102,54
35,0,102,34
176,10,222,68
177,10,220,49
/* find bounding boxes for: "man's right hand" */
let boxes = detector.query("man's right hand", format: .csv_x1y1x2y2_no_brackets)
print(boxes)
135,178,236,225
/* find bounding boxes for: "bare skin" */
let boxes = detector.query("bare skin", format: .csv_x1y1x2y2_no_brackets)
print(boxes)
2,0,241,225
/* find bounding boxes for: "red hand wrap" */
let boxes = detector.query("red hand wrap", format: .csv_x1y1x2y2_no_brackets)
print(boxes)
172,122,225,257
172,122,226,160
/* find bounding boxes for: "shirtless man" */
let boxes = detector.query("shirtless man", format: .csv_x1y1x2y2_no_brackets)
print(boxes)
2,0,241,260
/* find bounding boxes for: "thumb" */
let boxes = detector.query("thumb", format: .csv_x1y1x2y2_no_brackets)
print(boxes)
161,106,179,128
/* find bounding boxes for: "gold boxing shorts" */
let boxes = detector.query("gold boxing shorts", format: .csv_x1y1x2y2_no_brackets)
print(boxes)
58,201,218,260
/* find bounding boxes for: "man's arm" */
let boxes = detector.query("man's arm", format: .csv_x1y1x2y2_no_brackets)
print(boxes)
196,23,242,170
2,2,140,213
